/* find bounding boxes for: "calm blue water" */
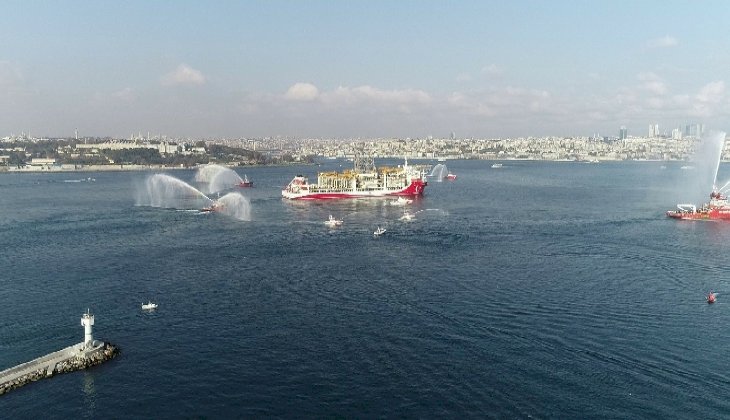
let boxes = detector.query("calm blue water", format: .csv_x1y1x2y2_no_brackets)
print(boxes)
2,160,730,418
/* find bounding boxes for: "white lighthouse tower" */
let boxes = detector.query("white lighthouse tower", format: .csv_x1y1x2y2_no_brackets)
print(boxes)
81,309,94,348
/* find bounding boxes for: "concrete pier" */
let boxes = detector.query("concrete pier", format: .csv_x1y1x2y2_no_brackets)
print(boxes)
0,310,119,396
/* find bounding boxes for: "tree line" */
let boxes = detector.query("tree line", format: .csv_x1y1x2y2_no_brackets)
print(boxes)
2,140,312,167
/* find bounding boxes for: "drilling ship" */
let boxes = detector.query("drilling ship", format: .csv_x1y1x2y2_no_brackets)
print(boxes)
282,157,428,200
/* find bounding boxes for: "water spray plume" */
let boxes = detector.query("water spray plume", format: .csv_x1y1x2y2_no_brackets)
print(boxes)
717,179,730,195
428,164,449,181
195,164,244,194
137,173,212,209
215,192,252,221
675,131,727,204
706,131,729,192
135,173,252,220
694,131,726,187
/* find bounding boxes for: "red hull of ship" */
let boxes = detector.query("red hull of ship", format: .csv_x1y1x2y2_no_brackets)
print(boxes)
666,209,730,220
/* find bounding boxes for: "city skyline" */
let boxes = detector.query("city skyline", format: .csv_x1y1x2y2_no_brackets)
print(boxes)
2,1,730,139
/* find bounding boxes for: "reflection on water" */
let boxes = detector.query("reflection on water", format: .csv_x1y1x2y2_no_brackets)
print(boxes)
83,372,96,418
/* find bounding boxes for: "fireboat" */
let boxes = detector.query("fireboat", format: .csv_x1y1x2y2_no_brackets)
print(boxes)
200,202,223,213
238,175,253,188
666,191,730,220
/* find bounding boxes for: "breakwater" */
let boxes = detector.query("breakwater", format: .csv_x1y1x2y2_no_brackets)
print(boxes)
0,342,119,396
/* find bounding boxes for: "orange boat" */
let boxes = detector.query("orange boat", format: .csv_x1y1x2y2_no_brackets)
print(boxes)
708,292,717,304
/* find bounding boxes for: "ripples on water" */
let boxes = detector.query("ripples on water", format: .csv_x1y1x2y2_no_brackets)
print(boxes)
2,162,730,417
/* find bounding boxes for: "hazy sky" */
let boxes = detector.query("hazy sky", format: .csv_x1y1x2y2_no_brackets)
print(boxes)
2,1,730,139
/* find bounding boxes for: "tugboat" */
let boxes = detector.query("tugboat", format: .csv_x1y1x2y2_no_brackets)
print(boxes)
200,202,223,213
238,175,253,188
667,191,730,220
708,292,717,304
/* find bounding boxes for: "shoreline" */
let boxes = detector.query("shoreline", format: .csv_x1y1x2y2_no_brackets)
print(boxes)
0,161,314,174
1,164,190,173
0,159,698,175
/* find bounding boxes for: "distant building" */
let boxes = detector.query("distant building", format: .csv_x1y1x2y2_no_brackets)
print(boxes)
619,126,628,140
450,131,456,140
671,128,682,140
685,123,704,138
649,124,659,138
30,158,57,166
28,158,58,170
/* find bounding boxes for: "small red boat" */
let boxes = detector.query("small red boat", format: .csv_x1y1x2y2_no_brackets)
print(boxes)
238,175,253,188
445,173,457,181
708,292,717,304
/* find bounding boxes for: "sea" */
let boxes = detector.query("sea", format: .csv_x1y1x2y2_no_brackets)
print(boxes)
2,159,730,418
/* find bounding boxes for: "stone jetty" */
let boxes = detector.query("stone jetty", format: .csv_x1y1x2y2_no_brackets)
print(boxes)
0,309,119,396
0,343,119,396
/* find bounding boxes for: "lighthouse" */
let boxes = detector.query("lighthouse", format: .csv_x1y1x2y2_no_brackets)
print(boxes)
81,309,94,348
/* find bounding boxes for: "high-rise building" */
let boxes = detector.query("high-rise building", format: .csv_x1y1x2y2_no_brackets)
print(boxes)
649,124,659,138
671,128,682,140
619,126,628,140
685,123,704,138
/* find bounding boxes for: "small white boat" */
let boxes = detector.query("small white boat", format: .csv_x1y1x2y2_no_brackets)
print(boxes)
491,163,503,168
374,226,386,236
324,214,343,227
390,196,412,206
400,211,415,221
142,301,158,310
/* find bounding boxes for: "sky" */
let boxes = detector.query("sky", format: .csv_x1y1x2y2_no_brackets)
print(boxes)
2,0,730,139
